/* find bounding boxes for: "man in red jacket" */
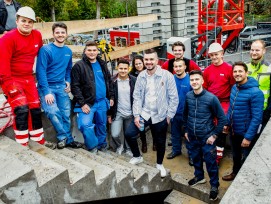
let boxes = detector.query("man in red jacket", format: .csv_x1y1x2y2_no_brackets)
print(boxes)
0,7,55,148
162,41,200,74
203,42,235,165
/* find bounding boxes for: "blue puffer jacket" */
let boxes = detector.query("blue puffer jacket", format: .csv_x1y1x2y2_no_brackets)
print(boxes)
183,89,227,140
228,77,264,141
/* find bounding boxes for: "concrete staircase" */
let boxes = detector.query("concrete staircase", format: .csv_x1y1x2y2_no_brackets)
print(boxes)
0,134,172,203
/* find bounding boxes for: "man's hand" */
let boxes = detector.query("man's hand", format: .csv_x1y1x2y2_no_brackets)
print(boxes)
108,116,112,124
65,82,71,93
45,94,55,105
241,138,251,147
206,135,217,145
110,99,114,107
223,126,229,134
184,133,190,142
134,116,141,129
81,104,90,114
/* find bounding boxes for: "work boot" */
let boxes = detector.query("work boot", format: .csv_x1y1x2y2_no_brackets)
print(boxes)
66,141,83,148
57,138,67,149
44,141,57,149
166,151,182,159
222,172,236,181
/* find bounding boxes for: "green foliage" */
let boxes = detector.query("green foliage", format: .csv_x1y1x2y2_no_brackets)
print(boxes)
17,0,137,22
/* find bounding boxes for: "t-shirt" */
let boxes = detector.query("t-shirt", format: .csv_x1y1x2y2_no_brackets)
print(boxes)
92,61,106,101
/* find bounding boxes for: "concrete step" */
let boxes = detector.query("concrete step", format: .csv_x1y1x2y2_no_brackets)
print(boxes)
105,150,172,193
0,136,69,203
0,149,41,203
28,140,98,203
55,147,116,200
164,189,207,204
172,173,221,203
71,148,134,197
98,151,149,193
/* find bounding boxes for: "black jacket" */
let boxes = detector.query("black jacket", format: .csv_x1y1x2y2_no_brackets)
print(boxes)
71,54,114,107
109,74,136,120
0,0,21,34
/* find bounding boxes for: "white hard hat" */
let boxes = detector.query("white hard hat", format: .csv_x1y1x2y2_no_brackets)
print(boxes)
16,6,36,21
208,42,224,53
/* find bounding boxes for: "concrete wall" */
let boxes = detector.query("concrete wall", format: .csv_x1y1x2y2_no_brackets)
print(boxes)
220,121,271,203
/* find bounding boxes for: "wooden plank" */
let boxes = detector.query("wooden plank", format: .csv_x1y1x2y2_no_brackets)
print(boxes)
68,40,160,60
35,14,157,39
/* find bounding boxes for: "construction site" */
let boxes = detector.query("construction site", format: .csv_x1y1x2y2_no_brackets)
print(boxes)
1,0,271,203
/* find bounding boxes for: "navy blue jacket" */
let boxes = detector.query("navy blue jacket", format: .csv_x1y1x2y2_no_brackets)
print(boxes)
228,77,264,141
183,89,227,140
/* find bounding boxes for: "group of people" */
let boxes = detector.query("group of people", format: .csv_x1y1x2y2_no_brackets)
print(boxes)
0,4,270,202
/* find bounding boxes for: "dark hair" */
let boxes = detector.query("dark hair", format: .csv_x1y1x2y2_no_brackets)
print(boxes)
85,41,98,48
189,70,203,76
117,58,129,66
172,41,185,52
173,58,185,65
130,55,146,75
52,22,67,33
232,61,248,72
252,39,266,49
144,48,157,55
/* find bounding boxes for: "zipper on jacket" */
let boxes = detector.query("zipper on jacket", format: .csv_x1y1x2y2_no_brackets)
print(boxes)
230,88,239,135
194,97,197,139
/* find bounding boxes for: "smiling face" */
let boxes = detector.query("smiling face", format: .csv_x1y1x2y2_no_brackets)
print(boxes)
173,60,186,77
172,45,184,59
190,73,204,92
16,16,34,35
118,63,129,80
233,65,248,85
134,59,144,72
209,50,224,66
53,27,67,45
250,41,266,61
84,45,99,62
144,52,158,71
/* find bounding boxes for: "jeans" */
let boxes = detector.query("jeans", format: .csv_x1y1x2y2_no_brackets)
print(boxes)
125,117,168,164
39,83,73,144
189,136,219,188
230,134,252,174
171,114,183,154
74,98,109,150
111,112,132,150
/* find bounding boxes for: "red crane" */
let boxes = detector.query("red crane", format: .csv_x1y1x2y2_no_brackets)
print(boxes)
194,0,244,60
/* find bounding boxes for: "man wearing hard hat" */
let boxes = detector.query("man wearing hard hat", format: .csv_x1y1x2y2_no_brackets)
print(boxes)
203,42,235,165
0,7,55,148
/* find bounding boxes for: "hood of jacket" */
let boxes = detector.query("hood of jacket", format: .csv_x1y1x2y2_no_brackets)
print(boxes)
236,76,259,90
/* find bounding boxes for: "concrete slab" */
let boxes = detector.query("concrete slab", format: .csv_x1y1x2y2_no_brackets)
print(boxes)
72,148,134,197
56,148,117,200
164,189,207,204
0,136,69,203
0,150,41,203
220,121,271,204
28,140,99,203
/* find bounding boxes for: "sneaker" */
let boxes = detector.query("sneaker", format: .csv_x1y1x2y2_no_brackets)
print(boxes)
116,145,124,155
44,141,57,149
57,138,67,149
129,156,143,165
209,186,219,201
166,151,182,159
99,146,108,153
188,177,206,186
125,149,133,157
89,147,98,154
66,141,83,148
156,164,167,178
